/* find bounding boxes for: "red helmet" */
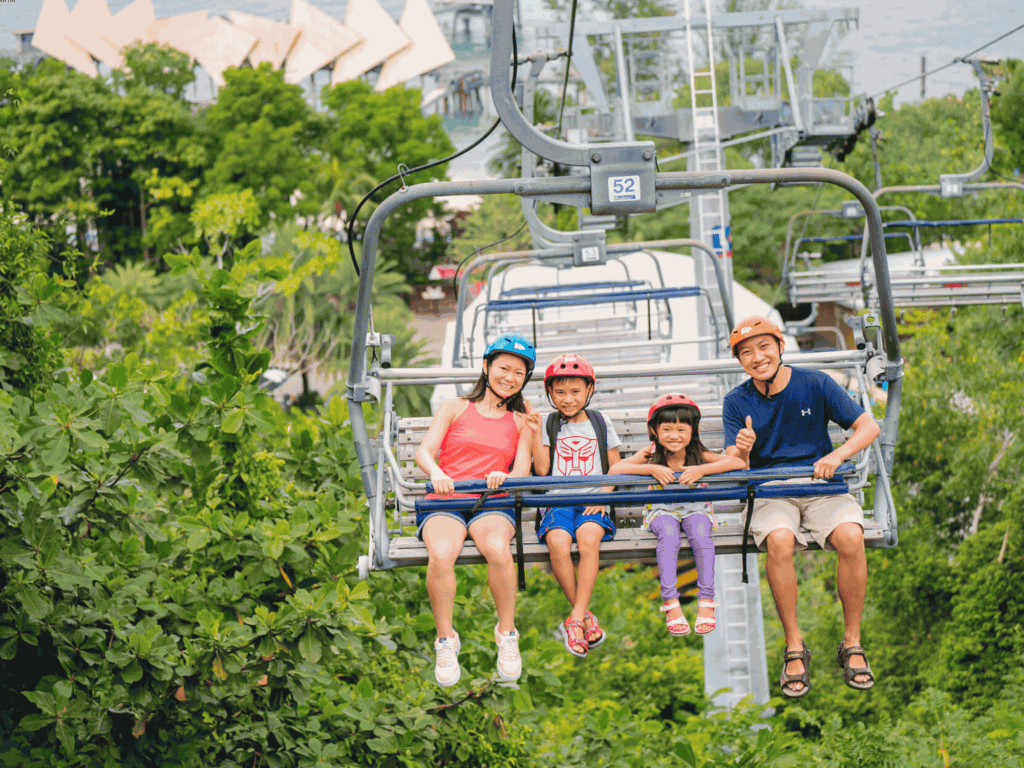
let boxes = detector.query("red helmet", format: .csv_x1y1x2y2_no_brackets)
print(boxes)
730,315,784,357
647,393,700,425
544,354,596,389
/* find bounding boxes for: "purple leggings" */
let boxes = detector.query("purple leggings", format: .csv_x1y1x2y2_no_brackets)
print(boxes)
649,514,715,601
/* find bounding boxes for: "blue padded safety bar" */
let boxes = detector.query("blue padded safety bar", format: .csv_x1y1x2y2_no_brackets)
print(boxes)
884,218,1024,228
501,280,648,296
415,480,850,513
485,286,702,312
799,233,908,244
425,463,856,493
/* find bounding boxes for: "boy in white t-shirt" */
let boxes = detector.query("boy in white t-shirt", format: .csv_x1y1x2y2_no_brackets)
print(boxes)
525,354,620,658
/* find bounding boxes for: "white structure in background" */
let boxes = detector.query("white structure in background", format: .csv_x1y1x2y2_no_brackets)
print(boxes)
146,11,262,89
23,0,452,95
332,0,412,85
64,0,116,70
98,0,156,70
284,0,363,85
228,11,303,71
376,0,456,91
180,17,260,88
30,0,98,76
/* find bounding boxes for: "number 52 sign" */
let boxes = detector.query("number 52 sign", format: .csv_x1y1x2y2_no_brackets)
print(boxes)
608,175,640,202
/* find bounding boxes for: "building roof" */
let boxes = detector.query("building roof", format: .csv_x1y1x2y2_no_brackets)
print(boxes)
375,0,454,91
66,0,121,70
332,0,412,85
31,0,98,76
99,0,156,67
180,16,259,88
284,0,363,84
228,11,302,71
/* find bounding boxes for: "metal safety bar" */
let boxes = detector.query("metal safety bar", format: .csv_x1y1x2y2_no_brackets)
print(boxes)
782,205,924,291
424,463,856,494
500,279,649,296
478,285,716,347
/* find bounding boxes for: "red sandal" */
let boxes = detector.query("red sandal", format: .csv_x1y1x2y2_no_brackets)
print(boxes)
558,618,588,658
694,600,717,635
583,610,607,648
660,600,690,636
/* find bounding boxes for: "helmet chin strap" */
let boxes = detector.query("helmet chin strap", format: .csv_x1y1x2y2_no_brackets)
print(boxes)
758,357,784,399
484,361,525,409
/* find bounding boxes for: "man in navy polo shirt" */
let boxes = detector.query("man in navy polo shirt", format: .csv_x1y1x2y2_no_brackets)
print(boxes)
723,316,880,698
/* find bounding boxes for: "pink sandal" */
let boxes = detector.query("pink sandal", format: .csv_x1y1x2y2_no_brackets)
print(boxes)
583,610,607,648
559,618,589,658
694,600,717,635
660,600,690,636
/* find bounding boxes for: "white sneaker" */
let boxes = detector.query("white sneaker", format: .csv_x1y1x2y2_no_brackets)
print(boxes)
434,632,461,687
494,624,522,682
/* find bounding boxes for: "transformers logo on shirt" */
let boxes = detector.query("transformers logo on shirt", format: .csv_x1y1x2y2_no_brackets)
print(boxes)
555,436,598,476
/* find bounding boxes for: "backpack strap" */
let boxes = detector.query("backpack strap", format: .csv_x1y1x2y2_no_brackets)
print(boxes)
584,409,610,474
584,409,616,526
539,412,561,533
546,411,561,476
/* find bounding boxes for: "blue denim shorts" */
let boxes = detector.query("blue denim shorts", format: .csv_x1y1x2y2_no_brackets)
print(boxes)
537,505,616,543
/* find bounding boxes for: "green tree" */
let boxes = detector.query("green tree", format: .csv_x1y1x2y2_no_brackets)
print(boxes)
0,206,64,393
200,64,325,231
321,80,454,279
254,222,433,414
95,84,202,263
452,194,535,255
111,42,196,100
0,60,110,253
990,59,1024,174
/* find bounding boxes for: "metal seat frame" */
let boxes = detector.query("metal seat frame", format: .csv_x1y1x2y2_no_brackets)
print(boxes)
346,0,904,581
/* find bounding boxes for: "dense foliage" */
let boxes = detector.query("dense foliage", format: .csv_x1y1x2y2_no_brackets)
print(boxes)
3,185,1023,766
2,32,1023,768
0,48,452,280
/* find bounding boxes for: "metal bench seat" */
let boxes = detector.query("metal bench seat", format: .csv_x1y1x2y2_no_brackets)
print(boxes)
382,401,865,574
368,351,896,578
388,515,888,566
788,262,1024,308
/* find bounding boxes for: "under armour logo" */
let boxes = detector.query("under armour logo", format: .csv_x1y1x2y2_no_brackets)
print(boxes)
801,408,811,416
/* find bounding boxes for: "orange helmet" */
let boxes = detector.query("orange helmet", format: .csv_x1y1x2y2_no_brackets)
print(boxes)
730,316,784,357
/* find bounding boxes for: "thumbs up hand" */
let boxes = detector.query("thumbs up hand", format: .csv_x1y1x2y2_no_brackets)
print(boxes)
735,415,757,453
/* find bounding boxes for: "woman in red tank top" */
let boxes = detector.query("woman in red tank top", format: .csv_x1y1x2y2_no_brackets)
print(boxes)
415,334,538,687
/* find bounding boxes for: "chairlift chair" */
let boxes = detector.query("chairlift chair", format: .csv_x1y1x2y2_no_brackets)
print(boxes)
346,0,904,587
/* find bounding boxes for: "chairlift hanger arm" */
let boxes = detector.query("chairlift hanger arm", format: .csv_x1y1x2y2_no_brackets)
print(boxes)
351,169,899,396
348,170,902,500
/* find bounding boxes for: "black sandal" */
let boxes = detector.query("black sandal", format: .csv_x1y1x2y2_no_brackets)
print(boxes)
780,642,811,698
836,642,875,691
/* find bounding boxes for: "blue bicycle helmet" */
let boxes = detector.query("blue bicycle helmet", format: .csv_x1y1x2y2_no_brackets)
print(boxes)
483,333,536,384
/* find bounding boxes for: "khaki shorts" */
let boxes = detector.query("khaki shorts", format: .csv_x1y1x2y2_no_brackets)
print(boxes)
749,479,864,551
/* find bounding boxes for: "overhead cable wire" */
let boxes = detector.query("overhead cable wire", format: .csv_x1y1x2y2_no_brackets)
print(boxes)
555,0,580,138
452,220,529,299
868,22,1024,100
345,27,521,276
